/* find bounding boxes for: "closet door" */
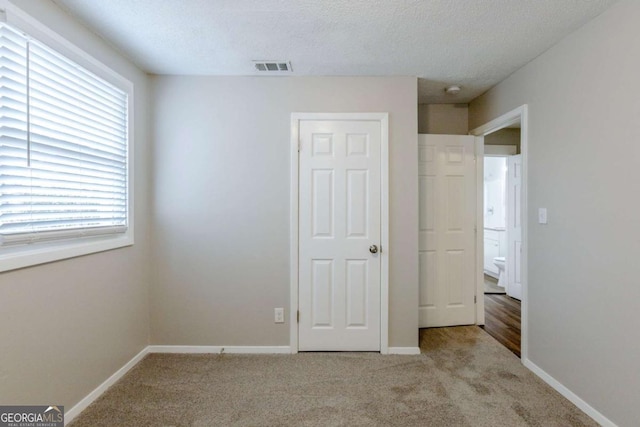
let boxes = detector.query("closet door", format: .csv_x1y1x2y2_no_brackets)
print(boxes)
419,134,476,328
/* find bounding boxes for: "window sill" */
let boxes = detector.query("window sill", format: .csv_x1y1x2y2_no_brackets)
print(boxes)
0,233,133,273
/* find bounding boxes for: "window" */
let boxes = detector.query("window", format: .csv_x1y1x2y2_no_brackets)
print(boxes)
0,9,133,272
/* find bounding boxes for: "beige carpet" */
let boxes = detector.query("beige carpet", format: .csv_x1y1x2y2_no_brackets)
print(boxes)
69,327,597,426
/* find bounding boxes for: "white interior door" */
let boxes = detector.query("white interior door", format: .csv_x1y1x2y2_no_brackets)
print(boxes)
298,120,381,351
418,135,477,328
506,155,523,300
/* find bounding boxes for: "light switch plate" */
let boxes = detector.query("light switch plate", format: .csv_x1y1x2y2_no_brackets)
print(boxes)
538,208,548,224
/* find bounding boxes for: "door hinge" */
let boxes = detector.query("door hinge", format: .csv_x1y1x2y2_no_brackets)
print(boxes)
297,310,300,323
298,139,301,152
474,295,477,304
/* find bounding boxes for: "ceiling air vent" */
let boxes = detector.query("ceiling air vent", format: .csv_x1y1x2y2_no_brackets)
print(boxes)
253,61,292,73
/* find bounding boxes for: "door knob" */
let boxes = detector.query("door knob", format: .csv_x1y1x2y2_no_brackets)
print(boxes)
369,245,378,254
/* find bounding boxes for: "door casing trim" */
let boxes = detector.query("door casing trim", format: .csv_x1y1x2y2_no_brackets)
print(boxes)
290,112,389,354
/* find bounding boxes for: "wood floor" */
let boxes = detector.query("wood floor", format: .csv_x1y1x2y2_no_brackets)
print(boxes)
481,294,521,357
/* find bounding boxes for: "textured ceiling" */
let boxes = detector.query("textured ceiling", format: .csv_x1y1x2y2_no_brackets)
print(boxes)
52,0,616,103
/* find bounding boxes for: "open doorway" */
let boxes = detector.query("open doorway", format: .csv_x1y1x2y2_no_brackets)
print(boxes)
481,125,522,357
471,106,528,360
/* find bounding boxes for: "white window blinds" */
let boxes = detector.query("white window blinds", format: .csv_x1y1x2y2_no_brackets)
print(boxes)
0,22,128,245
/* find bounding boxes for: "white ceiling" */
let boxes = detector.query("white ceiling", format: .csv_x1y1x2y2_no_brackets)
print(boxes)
52,0,616,103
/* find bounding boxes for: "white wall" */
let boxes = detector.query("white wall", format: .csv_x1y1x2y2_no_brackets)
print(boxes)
151,76,419,348
0,0,151,410
470,1,640,425
484,157,506,229
418,103,468,134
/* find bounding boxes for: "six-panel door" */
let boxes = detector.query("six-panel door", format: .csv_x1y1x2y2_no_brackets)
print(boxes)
507,154,523,300
298,120,381,351
418,135,476,328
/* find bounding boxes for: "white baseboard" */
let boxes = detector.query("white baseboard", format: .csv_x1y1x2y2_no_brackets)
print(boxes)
147,345,292,354
388,347,421,355
523,358,617,427
65,346,149,425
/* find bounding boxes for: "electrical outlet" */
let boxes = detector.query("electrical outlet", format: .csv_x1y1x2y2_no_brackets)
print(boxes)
274,308,285,323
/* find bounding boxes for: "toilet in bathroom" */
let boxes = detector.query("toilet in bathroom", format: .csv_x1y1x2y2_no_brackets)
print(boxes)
493,257,506,288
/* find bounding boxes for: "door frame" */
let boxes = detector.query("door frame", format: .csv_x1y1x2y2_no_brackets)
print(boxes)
289,112,390,354
470,104,529,361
